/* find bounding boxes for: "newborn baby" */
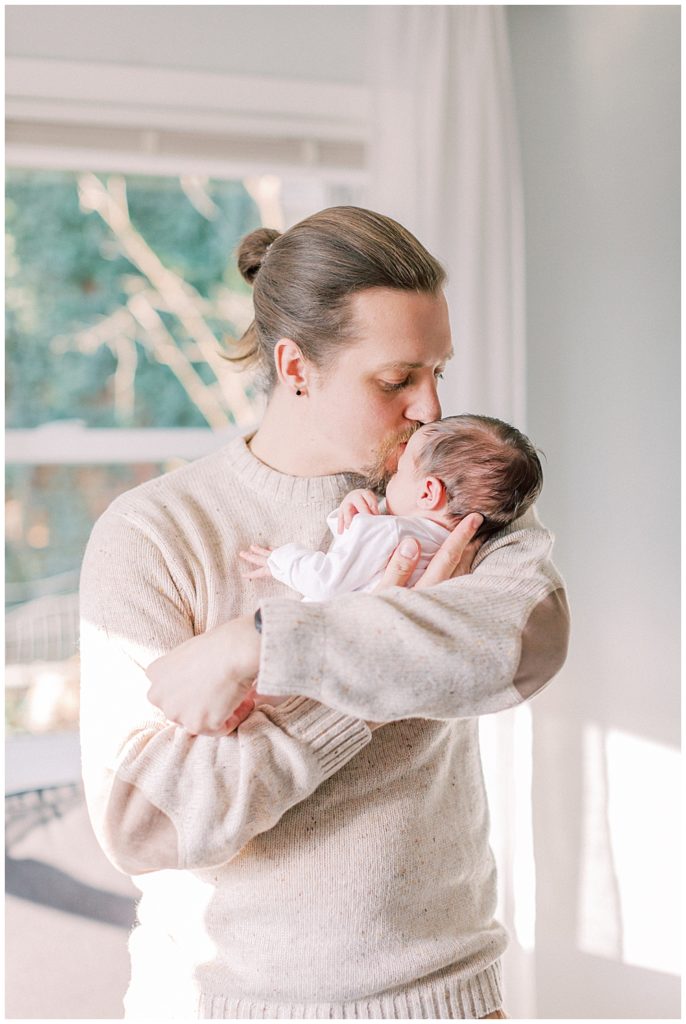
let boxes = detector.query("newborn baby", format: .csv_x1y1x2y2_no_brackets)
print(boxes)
240,414,543,601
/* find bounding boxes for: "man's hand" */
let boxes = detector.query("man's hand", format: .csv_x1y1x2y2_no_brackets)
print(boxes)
146,614,261,736
337,489,380,533
362,514,482,733
372,512,484,592
224,687,258,733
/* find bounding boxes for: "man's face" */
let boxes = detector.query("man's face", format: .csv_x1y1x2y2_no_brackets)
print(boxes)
306,287,453,482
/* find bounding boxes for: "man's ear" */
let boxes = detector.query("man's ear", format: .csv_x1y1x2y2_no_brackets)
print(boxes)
273,337,309,394
417,475,448,511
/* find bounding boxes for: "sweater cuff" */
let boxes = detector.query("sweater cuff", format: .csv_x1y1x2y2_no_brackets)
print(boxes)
257,598,327,701
261,695,372,777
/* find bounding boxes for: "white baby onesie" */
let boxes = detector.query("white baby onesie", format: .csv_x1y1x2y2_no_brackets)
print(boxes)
267,508,451,601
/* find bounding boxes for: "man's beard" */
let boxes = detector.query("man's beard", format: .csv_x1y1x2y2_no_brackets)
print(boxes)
359,424,422,492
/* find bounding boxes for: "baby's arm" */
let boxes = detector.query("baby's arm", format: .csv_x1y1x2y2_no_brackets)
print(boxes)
240,512,398,603
239,488,383,589
240,541,354,598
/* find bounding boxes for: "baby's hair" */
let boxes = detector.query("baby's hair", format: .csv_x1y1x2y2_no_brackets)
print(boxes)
414,415,544,541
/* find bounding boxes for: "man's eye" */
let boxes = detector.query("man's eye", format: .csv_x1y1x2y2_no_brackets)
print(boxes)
435,370,445,380
381,378,411,392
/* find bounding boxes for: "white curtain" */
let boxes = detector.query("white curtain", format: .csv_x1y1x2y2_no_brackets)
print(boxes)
366,8,535,1017
366,5,526,427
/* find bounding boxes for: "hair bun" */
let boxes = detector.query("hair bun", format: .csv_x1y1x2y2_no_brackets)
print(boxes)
237,227,281,285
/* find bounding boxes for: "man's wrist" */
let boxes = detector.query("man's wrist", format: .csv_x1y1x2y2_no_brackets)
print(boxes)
229,613,262,678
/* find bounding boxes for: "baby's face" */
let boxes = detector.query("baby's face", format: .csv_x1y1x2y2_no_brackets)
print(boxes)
384,427,431,515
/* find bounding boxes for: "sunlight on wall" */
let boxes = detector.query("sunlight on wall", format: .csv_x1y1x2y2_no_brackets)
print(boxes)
578,725,680,976
511,703,536,951
578,723,623,961
480,703,536,953
605,728,681,976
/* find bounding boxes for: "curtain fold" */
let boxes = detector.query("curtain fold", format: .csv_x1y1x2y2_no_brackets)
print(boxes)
367,5,526,426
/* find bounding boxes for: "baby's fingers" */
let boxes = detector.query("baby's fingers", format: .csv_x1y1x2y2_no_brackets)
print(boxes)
238,553,262,567
239,550,269,566
361,493,379,515
338,490,379,532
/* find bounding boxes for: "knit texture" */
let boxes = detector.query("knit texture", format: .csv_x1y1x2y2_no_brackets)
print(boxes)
79,433,569,1019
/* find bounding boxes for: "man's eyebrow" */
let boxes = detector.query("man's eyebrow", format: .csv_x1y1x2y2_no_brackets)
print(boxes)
376,352,454,371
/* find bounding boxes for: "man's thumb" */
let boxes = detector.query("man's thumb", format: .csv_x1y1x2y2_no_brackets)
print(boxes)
399,537,420,559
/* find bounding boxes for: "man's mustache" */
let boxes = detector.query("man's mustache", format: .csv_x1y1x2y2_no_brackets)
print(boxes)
361,424,422,491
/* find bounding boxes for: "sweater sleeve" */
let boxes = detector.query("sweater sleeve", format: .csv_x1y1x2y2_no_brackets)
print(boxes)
267,514,401,599
257,507,570,721
79,508,371,877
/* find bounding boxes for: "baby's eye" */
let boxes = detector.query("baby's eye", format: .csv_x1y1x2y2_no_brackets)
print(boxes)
380,377,411,392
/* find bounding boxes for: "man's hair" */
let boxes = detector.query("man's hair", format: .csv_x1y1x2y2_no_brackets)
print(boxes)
414,415,544,541
224,206,446,393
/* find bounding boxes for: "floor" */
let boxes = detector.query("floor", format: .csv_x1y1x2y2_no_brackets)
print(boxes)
5,783,138,1019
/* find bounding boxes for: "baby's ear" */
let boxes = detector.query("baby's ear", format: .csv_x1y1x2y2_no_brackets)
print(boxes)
418,475,447,510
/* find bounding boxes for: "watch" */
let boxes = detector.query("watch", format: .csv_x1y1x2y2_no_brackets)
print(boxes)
253,608,263,634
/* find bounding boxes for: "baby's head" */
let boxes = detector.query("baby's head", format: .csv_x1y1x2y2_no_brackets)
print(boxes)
384,415,543,540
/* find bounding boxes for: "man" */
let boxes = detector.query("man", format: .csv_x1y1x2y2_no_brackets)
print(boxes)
81,208,569,1019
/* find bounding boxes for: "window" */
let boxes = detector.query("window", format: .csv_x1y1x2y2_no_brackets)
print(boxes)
6,59,368,744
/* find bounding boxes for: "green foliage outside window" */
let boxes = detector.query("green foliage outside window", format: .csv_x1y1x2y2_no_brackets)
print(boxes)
6,169,268,609
6,169,262,428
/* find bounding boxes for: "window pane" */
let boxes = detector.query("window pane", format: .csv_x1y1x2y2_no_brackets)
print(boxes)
6,168,262,429
6,461,171,736
6,462,172,602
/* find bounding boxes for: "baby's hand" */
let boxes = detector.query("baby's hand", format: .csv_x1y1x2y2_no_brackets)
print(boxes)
239,544,273,580
337,489,380,533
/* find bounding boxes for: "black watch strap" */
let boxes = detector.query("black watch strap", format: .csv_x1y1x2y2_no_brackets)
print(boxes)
254,608,263,634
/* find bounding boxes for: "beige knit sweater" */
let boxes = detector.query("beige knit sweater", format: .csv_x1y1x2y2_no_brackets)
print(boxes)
79,433,570,1020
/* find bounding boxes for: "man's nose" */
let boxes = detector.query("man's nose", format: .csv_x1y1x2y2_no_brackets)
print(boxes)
404,380,442,425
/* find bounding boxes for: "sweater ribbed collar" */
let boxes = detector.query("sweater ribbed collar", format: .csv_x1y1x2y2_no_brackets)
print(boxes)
224,432,359,507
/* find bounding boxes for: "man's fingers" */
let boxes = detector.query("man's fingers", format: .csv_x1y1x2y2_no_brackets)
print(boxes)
373,537,421,592
456,536,483,575
224,695,256,733
416,513,483,588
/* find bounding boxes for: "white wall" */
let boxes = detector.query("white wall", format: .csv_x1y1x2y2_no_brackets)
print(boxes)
5,4,369,83
507,5,680,1018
